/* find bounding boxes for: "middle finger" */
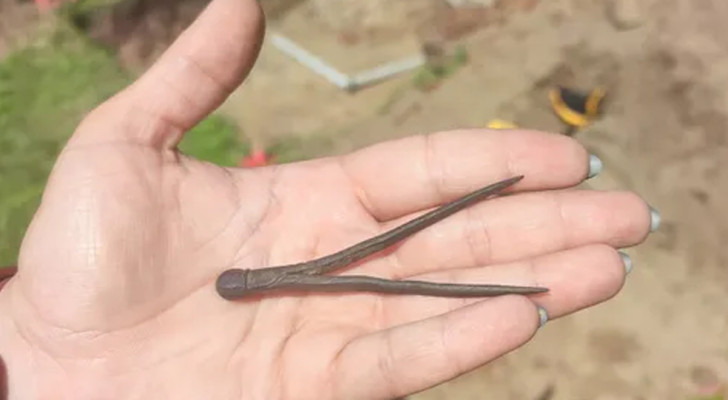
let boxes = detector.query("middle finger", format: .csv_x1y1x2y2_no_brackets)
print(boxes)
368,189,652,279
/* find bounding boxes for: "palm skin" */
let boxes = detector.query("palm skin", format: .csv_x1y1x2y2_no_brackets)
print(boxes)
0,1,655,399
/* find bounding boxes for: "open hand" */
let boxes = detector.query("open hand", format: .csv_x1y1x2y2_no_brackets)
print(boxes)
0,1,656,399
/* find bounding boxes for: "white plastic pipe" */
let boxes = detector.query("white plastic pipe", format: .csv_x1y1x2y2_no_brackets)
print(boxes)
270,33,352,89
350,55,425,89
270,32,425,92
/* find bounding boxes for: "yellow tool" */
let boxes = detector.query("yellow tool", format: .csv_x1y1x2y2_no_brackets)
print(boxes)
548,86,607,136
487,119,519,130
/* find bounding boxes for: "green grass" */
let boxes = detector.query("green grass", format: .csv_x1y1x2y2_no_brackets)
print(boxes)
0,22,129,266
179,116,250,167
265,133,335,164
0,21,248,266
413,45,469,91
60,0,123,14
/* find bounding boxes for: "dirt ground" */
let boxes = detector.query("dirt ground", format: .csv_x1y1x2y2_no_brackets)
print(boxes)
223,0,728,398
0,0,42,55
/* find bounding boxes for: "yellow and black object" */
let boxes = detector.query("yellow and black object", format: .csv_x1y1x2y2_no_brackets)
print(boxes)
548,86,607,136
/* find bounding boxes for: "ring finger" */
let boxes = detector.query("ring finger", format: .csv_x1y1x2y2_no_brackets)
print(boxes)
380,243,629,328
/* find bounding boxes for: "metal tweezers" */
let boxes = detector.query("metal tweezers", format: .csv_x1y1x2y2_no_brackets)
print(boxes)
216,175,548,300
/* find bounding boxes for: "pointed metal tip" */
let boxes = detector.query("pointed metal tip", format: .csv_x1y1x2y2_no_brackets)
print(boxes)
503,285,549,295
495,175,525,191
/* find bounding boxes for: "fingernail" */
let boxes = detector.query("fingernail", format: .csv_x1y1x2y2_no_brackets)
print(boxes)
649,206,661,232
619,251,633,274
587,154,603,179
537,306,549,328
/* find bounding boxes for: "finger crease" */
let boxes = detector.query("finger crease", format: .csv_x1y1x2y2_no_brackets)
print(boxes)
439,314,461,377
386,249,407,280
379,331,401,398
465,206,493,266
337,156,380,222
526,258,542,288
422,133,448,204
555,193,571,251
127,104,187,151
184,55,235,95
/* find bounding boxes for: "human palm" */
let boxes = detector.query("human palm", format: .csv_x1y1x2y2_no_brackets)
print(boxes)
0,1,656,399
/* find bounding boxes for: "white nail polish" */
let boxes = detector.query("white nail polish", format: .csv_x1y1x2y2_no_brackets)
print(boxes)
649,206,661,232
537,306,549,328
587,154,603,179
619,251,633,274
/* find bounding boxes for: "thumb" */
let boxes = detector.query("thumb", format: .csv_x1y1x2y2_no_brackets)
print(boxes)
71,0,265,150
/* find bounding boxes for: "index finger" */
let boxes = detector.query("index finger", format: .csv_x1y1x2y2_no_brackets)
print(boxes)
339,128,598,221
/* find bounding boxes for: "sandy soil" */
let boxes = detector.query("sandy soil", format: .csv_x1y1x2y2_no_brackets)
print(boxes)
0,0,43,57
224,0,728,398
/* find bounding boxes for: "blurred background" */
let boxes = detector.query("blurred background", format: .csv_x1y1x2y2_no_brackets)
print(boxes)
0,0,726,398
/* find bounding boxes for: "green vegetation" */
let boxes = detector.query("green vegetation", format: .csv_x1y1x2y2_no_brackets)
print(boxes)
57,0,124,31
0,22,129,266
0,20,249,266
266,133,338,164
179,116,250,167
376,80,410,116
413,45,469,91
60,0,123,14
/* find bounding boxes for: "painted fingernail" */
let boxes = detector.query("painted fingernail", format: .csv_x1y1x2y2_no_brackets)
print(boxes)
649,206,661,232
619,251,633,274
537,306,549,328
587,154,603,179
